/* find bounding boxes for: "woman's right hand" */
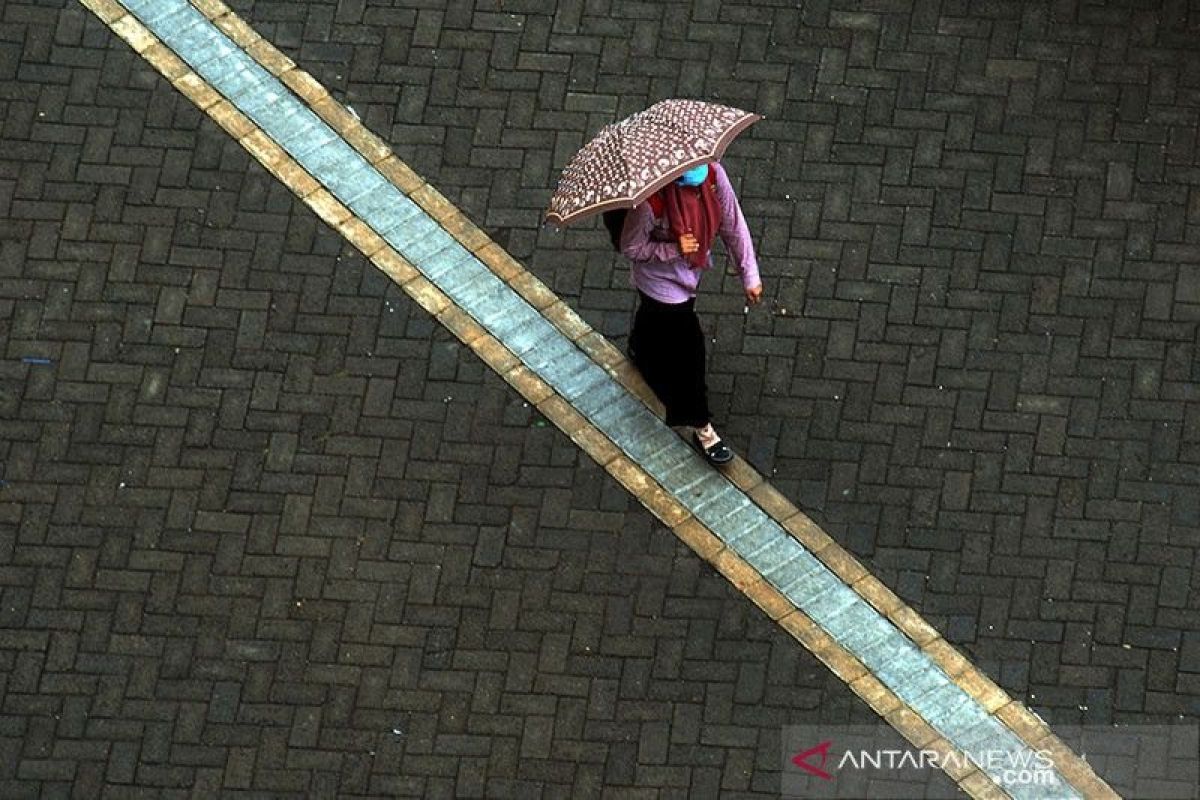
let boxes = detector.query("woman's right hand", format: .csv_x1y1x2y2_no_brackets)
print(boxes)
678,233,699,255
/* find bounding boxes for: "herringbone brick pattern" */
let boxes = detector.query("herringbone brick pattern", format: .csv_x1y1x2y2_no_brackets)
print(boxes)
237,0,1200,726
1,3,907,796
1,0,1197,796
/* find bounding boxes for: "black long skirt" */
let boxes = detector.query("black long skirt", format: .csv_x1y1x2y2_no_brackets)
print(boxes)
629,292,711,428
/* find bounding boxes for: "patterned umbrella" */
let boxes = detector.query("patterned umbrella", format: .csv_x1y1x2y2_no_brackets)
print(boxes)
545,99,761,226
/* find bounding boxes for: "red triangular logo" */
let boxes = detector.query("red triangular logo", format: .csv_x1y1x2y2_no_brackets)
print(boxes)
792,740,834,780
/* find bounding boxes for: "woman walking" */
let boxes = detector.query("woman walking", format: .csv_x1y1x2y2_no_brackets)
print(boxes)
619,161,762,466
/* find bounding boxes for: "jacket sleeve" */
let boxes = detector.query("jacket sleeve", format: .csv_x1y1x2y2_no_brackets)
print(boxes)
713,163,761,289
619,203,680,263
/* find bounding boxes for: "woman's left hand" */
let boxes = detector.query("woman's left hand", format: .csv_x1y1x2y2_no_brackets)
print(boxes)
744,284,763,305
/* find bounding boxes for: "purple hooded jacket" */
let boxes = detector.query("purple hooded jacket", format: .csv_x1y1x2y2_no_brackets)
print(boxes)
618,162,761,304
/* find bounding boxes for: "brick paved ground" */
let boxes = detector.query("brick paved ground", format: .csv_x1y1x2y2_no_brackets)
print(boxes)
1,0,1197,797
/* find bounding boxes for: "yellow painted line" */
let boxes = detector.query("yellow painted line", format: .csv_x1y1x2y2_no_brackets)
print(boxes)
79,1,1118,797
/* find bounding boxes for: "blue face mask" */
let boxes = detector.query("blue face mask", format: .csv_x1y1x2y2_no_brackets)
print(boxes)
675,164,709,187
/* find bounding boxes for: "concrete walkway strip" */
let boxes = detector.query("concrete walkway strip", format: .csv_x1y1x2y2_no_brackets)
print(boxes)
80,0,1118,797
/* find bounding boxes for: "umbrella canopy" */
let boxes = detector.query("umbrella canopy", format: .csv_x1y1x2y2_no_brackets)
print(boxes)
545,99,761,226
